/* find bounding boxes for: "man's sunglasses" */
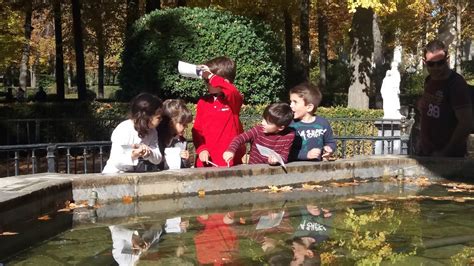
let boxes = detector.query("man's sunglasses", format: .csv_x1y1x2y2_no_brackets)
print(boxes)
425,58,446,67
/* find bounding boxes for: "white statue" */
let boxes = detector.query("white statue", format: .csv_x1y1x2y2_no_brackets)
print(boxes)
381,62,403,119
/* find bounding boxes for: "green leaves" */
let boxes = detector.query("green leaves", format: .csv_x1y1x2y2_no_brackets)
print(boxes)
119,7,285,104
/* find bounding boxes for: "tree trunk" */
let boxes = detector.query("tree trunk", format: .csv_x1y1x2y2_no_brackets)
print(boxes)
146,0,160,13
372,13,384,108
176,0,186,7
71,0,87,100
299,0,310,81
19,0,33,92
126,0,139,33
347,7,374,110
67,63,73,90
455,0,462,74
317,2,328,90
53,0,65,100
94,1,105,99
283,9,294,89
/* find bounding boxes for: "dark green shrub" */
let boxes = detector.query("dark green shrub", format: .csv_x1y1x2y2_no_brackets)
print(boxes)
119,7,285,104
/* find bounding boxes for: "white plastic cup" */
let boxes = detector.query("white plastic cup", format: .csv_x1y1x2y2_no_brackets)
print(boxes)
164,147,181,169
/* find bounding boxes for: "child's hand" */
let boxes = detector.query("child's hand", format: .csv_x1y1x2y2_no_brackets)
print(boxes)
322,208,332,218
180,150,189,160
321,146,333,161
179,220,189,232
198,150,210,163
307,148,322,160
268,155,279,165
223,151,234,163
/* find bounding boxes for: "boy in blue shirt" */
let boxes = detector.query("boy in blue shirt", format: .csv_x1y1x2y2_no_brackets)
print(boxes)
289,82,336,161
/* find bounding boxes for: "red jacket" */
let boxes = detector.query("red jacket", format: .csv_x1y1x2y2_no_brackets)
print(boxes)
192,75,245,167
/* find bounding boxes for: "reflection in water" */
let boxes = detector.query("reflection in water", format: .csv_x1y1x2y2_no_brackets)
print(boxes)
5,183,474,265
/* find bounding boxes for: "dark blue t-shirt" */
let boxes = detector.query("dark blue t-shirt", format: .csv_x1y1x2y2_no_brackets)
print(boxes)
289,116,336,161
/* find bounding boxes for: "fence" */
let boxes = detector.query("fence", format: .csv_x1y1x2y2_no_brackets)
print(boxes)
0,116,415,177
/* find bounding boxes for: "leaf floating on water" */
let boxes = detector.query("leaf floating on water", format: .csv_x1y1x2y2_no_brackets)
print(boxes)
38,215,51,221
239,217,246,224
0,232,19,236
122,195,133,204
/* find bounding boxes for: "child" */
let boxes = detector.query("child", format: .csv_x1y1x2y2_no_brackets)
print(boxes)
102,93,163,173
289,82,336,161
157,99,193,170
223,102,295,165
192,56,245,167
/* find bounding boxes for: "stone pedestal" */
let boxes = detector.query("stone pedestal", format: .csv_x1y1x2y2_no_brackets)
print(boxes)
374,121,402,155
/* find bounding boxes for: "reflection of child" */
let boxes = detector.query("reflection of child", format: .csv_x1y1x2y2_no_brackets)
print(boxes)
157,99,193,170
289,82,336,161
192,56,245,167
102,93,163,173
108,224,162,266
224,103,295,165
193,212,238,264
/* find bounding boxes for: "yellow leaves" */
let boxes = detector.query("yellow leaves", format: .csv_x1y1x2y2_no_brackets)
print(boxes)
347,0,398,14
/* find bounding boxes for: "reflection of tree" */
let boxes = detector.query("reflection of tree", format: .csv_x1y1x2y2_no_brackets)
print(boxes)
329,203,421,265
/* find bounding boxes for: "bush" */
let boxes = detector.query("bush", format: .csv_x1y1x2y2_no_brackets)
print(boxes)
119,7,285,104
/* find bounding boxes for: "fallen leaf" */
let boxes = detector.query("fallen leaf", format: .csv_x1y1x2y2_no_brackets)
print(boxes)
122,195,133,204
38,215,51,221
239,217,246,224
302,183,323,190
0,232,19,236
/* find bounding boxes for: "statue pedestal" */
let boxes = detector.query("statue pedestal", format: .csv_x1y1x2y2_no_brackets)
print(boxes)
374,120,402,155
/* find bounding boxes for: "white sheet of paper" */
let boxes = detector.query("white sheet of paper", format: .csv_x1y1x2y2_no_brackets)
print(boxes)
256,211,285,230
178,61,201,79
256,144,286,170
165,217,182,233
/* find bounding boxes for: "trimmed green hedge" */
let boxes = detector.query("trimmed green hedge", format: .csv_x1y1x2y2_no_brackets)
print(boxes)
119,7,285,104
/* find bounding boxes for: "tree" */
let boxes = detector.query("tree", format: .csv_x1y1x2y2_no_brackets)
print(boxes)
146,0,161,13
71,0,86,100
317,0,329,90
19,0,33,92
53,0,65,100
347,7,374,109
299,0,310,80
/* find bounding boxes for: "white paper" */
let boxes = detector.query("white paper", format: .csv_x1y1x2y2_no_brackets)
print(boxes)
178,61,202,79
165,217,182,233
164,147,181,169
256,211,284,230
256,144,286,170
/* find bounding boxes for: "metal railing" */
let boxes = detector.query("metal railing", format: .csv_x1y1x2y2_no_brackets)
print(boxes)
0,114,416,177
0,141,111,177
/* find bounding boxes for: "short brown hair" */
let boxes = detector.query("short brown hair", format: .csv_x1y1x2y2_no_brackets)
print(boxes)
205,56,236,83
424,39,448,58
289,82,322,113
263,102,294,127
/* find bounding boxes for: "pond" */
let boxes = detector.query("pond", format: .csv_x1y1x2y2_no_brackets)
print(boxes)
4,178,474,265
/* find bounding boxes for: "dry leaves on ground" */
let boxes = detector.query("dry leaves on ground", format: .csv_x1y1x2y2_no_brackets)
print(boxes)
0,231,19,236
251,185,293,193
57,200,89,212
301,183,323,191
38,215,51,221
441,182,474,193
122,195,133,204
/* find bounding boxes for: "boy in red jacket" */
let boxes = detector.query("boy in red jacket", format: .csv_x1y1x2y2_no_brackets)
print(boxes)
192,56,246,167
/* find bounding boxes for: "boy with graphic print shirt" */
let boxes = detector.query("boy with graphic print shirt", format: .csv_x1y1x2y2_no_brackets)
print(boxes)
289,82,336,161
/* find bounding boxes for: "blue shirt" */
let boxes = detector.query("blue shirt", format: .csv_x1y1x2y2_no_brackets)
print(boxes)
289,116,336,161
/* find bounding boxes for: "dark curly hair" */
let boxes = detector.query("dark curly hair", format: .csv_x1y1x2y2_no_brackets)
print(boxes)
129,93,163,138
